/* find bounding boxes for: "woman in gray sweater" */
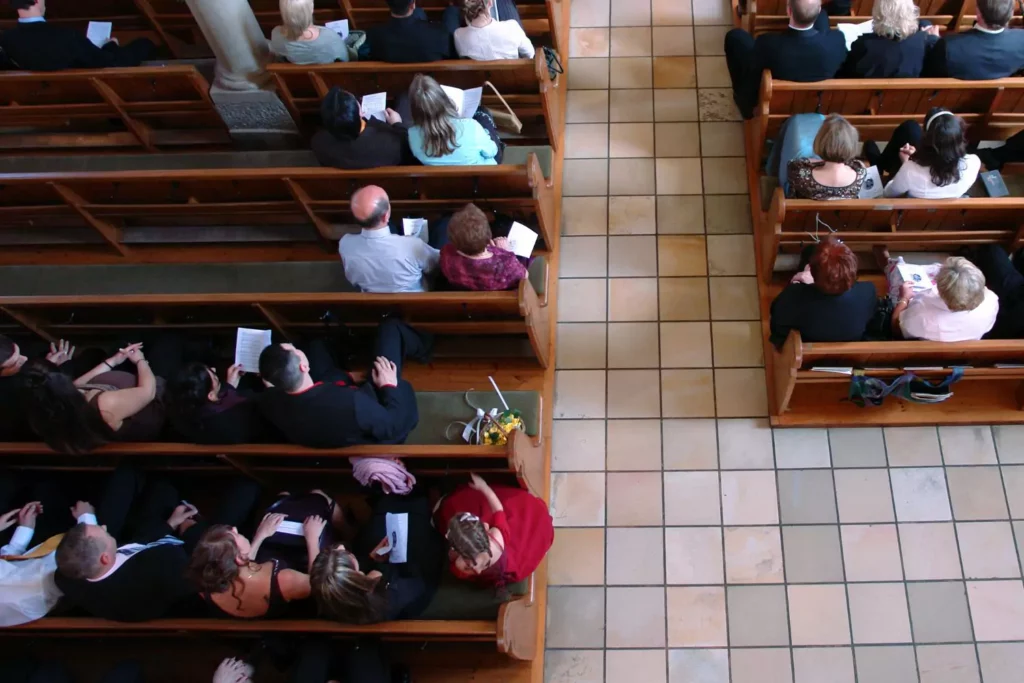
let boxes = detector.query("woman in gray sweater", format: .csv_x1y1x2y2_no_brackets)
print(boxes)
270,0,349,64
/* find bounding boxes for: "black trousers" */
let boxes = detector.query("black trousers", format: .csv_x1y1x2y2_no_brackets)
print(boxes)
290,641,391,683
724,28,757,120
877,120,924,177
306,317,431,385
987,128,1024,168
966,244,1024,300
10,659,144,683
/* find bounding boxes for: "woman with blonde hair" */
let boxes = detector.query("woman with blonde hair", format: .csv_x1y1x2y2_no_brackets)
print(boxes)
407,73,502,166
271,0,349,65
840,0,940,78
786,114,867,200
454,0,534,60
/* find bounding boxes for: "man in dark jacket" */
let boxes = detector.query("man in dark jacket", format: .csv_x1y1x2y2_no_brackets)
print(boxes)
366,0,459,63
923,0,1024,79
0,0,155,72
311,86,415,170
725,0,847,119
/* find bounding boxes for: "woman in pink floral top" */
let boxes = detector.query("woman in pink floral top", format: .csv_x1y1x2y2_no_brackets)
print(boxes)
440,203,528,291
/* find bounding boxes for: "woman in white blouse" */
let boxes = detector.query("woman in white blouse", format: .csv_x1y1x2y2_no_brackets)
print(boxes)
454,0,535,60
877,108,981,198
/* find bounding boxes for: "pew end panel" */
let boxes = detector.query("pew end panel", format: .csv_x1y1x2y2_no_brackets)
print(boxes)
497,575,538,661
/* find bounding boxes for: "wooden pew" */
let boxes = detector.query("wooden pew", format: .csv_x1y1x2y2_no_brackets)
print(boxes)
0,154,555,264
759,189,1024,278
268,54,564,152
733,0,1014,34
0,65,229,153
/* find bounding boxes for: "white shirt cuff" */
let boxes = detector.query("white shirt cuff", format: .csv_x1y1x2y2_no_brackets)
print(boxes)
77,513,98,526
9,525,35,553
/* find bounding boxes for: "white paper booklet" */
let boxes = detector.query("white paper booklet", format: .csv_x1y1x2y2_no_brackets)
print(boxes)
87,21,113,48
275,520,304,536
234,328,272,373
889,262,939,301
837,19,873,50
361,92,388,122
441,85,483,119
506,221,538,258
385,512,409,564
325,19,350,38
858,165,884,199
403,217,429,243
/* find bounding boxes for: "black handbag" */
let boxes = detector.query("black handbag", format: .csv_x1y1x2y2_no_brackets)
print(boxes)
542,46,563,82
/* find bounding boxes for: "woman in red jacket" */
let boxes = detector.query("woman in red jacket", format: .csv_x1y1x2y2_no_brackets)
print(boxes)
433,474,553,586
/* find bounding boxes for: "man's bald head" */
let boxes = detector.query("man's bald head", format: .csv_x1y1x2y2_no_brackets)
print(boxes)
351,185,391,229
787,0,821,26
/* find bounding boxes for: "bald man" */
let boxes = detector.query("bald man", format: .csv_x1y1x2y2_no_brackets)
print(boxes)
339,185,441,293
725,0,846,119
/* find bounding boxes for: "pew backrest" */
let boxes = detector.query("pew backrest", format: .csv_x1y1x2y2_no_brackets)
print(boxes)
734,0,1011,34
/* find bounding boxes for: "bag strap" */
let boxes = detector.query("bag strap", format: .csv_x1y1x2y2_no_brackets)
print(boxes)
483,80,521,128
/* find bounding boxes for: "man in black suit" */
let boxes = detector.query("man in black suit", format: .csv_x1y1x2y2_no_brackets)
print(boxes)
924,0,1024,78
366,0,460,63
725,0,847,119
0,0,155,72
54,473,259,622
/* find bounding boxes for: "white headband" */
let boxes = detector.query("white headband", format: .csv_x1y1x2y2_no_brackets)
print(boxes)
925,110,955,131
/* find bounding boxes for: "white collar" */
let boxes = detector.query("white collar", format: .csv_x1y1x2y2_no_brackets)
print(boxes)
974,24,1006,34
789,22,815,31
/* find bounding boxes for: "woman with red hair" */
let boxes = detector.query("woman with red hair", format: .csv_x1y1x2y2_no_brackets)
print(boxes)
770,237,879,347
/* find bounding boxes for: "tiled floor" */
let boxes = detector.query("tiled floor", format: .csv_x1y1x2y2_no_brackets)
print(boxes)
546,1,1024,681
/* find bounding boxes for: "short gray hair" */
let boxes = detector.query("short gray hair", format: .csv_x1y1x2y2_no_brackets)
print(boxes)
280,0,314,40
936,256,986,312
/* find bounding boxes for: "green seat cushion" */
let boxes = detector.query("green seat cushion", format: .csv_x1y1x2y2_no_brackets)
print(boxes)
407,390,540,444
418,572,529,620
504,146,553,178
528,256,547,296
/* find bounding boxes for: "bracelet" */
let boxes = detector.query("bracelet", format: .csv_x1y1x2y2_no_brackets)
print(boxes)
102,360,113,370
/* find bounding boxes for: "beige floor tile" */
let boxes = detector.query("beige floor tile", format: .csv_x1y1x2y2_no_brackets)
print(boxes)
658,235,707,275
609,277,659,320
554,370,607,419
609,321,660,368
655,88,699,121
544,650,604,683
700,121,745,157
916,644,981,683
608,369,661,417
611,0,652,25
608,527,665,584
551,472,606,526
793,649,856,683
609,235,658,276
957,522,1021,579
546,586,605,647
884,426,942,466
569,57,611,89
610,57,653,88
570,27,611,57
567,90,610,123
565,123,609,159
783,526,845,583
666,527,724,584
660,321,713,367
788,584,852,645
609,158,656,194
655,122,702,157
662,368,715,417
841,524,904,582
724,526,784,584
939,426,998,464
606,586,667,647
608,471,664,525
556,322,607,369
548,527,605,585
709,277,759,320
607,650,667,683
571,0,611,26
855,647,918,683
704,194,753,233
656,157,704,195
610,122,655,157
715,368,769,417
718,418,775,469
695,55,731,88
559,236,607,277
668,586,728,646
727,585,790,646
558,278,607,321
707,234,756,275
665,471,721,524
907,581,974,643
608,418,663,470
702,157,748,193
659,277,710,320
609,195,656,234
610,89,654,122
848,583,912,644
967,580,1024,641
663,418,718,469
653,56,697,87
561,196,608,236
699,88,741,121
653,0,694,23
773,428,830,469
711,320,763,367
946,466,1008,520
563,158,609,196
994,425,1024,463
730,649,794,683
610,27,652,57
552,418,606,471
979,643,1024,683
669,650,729,683
653,26,695,56
898,522,963,580
890,468,952,521
831,427,887,467
656,195,705,234
694,25,728,55
835,469,896,523
692,0,733,24
1002,466,1024,517
721,470,778,524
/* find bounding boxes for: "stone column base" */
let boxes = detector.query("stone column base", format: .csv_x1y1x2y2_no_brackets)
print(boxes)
210,85,300,146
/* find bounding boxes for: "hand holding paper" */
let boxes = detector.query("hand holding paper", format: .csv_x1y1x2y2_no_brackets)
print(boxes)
325,19,350,38
234,328,272,374
361,92,388,122
441,85,483,119
506,222,539,258
87,21,113,48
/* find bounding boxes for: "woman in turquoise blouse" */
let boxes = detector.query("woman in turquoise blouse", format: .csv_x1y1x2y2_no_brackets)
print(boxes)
407,74,503,166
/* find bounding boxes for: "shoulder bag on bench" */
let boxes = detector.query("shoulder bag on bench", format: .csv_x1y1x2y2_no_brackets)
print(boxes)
483,81,522,134
847,367,965,408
